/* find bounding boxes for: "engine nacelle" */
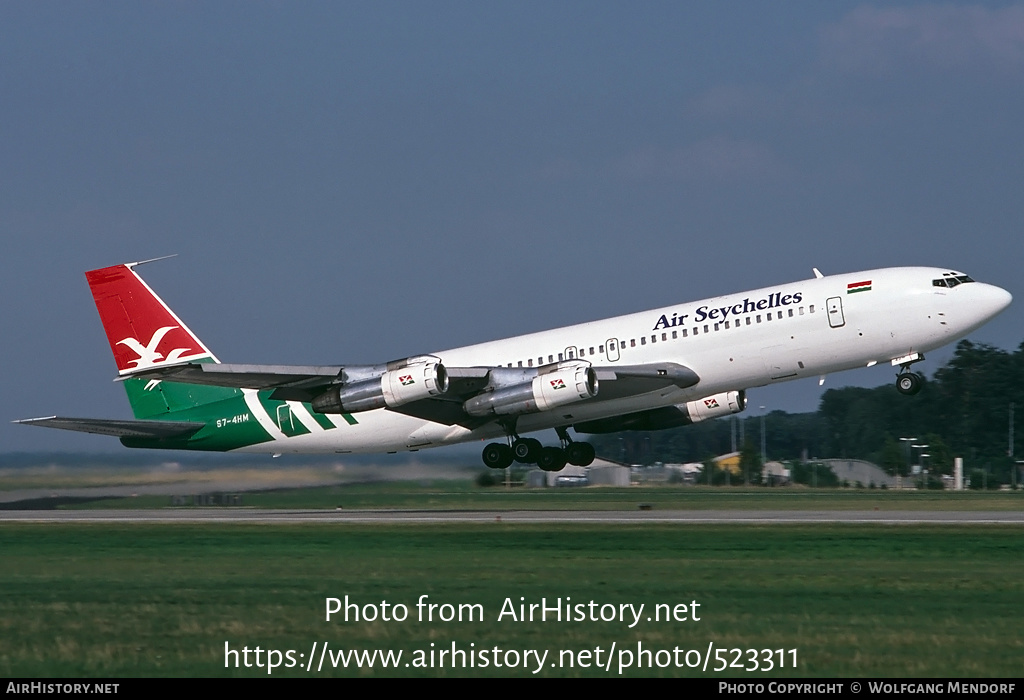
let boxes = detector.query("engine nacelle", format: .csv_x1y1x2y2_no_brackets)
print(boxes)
463,364,598,417
312,362,449,414
574,390,745,434
683,390,746,423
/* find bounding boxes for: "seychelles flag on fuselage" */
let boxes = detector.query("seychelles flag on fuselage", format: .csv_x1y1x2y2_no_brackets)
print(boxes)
847,280,872,294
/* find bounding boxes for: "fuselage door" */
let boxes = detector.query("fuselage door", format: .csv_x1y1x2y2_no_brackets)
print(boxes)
605,338,620,362
564,346,578,360
826,296,845,328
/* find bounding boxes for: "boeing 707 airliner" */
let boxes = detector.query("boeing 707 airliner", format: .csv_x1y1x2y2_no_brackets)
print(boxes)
17,261,1012,470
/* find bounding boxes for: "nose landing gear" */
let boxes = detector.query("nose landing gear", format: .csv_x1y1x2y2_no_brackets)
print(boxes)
896,372,923,395
892,352,925,396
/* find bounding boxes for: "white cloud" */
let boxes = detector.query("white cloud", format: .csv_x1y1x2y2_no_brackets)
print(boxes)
819,4,1024,73
536,136,786,183
686,85,784,121
617,136,786,182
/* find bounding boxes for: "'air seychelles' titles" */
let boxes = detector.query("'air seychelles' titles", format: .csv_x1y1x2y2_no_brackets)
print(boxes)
653,290,804,331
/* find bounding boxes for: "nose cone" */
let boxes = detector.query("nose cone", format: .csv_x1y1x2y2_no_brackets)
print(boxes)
975,283,1013,321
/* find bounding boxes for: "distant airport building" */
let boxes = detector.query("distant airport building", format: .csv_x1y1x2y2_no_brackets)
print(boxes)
762,461,790,486
820,459,897,488
714,452,742,474
527,457,630,487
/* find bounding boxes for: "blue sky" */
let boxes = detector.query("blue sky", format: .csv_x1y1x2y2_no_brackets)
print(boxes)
2,2,1022,452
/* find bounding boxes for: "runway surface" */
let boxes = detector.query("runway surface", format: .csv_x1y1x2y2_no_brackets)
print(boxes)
2,508,1023,524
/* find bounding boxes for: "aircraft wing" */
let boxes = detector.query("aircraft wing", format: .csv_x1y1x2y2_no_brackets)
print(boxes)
13,416,205,439
128,360,700,427
390,362,700,426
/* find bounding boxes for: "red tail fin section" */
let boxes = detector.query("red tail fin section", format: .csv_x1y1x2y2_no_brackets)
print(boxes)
85,261,217,375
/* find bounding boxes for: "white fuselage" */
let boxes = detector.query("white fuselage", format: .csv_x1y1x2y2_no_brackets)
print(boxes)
237,267,1012,454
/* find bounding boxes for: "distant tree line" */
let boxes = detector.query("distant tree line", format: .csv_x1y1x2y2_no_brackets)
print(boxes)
592,340,1024,486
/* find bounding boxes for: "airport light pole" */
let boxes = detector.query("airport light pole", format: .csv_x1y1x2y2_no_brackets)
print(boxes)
899,437,918,488
913,444,929,489
760,405,767,465
1010,403,1017,489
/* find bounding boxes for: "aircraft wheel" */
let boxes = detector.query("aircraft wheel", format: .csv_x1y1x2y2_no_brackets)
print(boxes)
896,372,922,396
566,441,596,467
513,437,542,464
537,446,567,472
482,443,513,469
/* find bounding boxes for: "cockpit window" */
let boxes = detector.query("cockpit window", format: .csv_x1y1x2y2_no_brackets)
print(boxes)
933,273,976,288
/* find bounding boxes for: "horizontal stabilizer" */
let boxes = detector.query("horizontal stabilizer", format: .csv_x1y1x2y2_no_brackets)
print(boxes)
14,416,205,439
128,362,344,389
126,362,345,401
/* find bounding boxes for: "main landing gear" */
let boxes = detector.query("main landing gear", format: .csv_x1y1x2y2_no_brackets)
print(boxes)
894,352,925,396
481,425,596,472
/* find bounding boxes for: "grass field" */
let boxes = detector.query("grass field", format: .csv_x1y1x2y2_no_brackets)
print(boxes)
2,522,1022,677
68,480,1024,511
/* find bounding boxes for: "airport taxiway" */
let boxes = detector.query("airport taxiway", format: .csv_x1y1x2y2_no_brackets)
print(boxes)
2,509,1023,524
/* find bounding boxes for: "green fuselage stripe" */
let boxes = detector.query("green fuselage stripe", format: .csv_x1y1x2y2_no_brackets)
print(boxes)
310,411,337,430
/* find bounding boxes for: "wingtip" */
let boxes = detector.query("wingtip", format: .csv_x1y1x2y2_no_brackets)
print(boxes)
12,416,58,425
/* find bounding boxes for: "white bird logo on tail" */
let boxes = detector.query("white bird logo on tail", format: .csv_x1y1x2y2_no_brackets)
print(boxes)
116,326,195,368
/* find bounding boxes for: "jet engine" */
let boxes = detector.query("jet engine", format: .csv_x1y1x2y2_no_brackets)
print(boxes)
463,363,598,417
312,361,449,414
574,390,745,434
684,390,746,422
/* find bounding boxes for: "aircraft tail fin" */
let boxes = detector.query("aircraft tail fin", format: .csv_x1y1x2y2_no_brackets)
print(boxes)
86,261,239,419
86,260,218,374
